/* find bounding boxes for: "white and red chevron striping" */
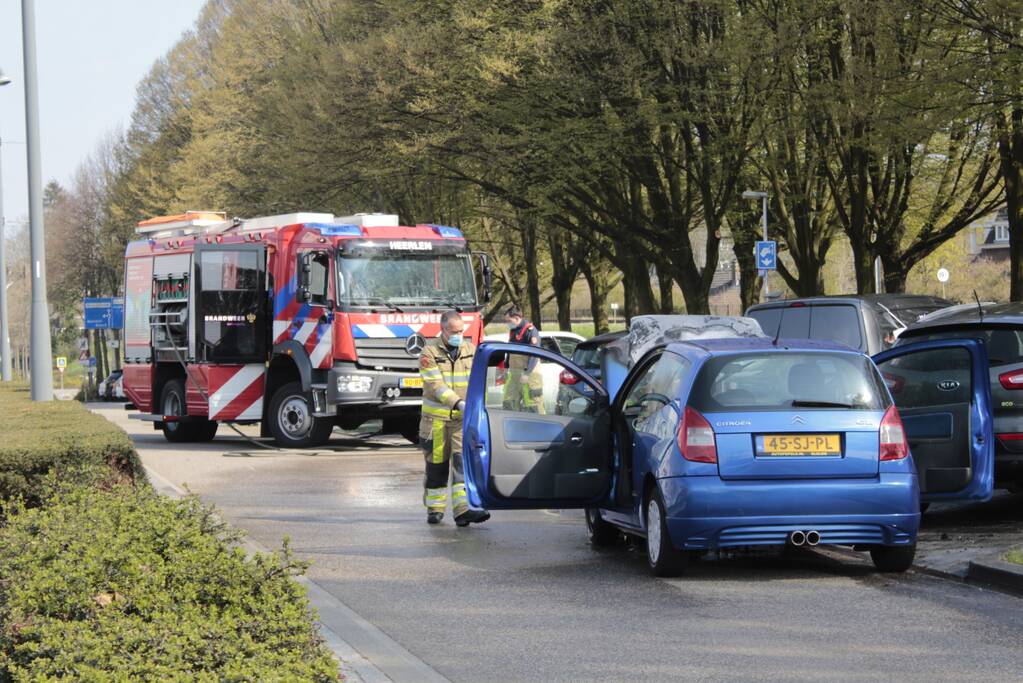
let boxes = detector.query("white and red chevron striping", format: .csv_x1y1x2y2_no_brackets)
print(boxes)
208,364,265,421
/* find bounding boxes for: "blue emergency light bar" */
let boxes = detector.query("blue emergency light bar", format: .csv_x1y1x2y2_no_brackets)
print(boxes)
429,224,464,238
307,223,363,236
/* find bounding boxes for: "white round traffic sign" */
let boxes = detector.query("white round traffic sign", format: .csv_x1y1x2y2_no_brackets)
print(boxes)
936,268,950,283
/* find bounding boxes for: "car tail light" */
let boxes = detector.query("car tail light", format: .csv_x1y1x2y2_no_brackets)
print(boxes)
560,370,579,385
879,405,909,460
998,368,1023,390
678,406,717,463
997,433,1023,447
881,371,904,395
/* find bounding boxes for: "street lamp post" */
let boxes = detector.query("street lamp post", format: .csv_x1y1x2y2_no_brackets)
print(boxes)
21,0,53,400
0,69,11,381
742,190,770,303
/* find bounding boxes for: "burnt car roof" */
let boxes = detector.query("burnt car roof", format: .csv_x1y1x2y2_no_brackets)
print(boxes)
904,302,1023,333
747,294,951,312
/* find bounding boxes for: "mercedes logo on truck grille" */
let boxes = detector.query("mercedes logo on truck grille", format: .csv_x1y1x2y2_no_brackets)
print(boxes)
405,333,426,356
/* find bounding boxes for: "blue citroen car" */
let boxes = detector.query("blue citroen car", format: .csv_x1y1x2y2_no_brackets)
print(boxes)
463,337,992,576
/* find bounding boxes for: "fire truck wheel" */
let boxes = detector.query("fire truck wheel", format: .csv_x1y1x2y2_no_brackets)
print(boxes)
382,417,421,445
269,381,333,448
194,420,219,442
399,419,421,445
160,379,198,443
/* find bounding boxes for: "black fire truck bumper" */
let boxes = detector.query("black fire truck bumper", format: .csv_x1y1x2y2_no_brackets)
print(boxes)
320,363,422,421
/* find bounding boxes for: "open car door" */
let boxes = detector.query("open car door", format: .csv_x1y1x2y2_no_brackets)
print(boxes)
463,342,614,509
873,338,993,503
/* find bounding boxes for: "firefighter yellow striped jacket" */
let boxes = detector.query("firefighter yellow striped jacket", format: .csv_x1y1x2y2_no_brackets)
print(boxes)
419,338,476,421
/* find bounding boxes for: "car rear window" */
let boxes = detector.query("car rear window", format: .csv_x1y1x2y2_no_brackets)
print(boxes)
690,351,891,412
748,305,863,350
571,345,602,370
902,328,1023,367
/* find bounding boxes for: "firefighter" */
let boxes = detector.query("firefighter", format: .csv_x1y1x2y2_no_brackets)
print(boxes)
420,310,491,526
502,305,544,414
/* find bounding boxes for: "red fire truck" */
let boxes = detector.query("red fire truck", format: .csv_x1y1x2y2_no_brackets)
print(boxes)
122,211,490,447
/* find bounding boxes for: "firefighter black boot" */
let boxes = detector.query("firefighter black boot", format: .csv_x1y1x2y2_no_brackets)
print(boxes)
455,508,491,527
427,511,444,525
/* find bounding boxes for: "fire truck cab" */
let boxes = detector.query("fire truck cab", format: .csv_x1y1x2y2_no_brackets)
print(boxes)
122,211,490,448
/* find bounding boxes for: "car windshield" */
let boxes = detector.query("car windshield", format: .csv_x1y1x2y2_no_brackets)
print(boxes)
572,345,604,370
690,351,890,412
338,253,476,308
904,328,1023,367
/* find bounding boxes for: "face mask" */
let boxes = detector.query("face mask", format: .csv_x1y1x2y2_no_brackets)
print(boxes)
446,334,463,347
508,320,520,329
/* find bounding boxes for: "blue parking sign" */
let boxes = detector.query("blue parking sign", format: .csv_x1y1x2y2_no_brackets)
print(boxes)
756,241,777,270
84,297,112,329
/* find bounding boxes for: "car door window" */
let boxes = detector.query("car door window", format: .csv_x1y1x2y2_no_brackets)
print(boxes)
878,346,972,407
488,349,598,416
299,251,330,305
623,353,691,438
558,338,580,357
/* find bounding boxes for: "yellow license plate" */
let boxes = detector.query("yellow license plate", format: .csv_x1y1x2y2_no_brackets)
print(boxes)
400,377,423,389
758,434,840,456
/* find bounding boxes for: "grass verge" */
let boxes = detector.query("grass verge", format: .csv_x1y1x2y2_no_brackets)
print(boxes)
1006,549,1023,566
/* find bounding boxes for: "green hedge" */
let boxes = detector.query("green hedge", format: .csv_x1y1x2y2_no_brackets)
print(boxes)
0,383,144,514
0,485,338,681
0,383,339,680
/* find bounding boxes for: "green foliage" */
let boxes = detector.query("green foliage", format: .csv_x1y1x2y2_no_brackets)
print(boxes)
1007,549,1023,566
0,485,338,681
0,383,143,515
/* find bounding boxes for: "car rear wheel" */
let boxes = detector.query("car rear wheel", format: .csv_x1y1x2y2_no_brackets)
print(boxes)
645,489,688,577
585,507,618,546
870,544,916,573
268,381,333,448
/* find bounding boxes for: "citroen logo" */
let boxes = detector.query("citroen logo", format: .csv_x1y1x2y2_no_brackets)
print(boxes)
405,333,426,356
791,415,806,425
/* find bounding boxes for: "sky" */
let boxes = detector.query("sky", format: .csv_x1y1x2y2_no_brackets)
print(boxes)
0,0,208,224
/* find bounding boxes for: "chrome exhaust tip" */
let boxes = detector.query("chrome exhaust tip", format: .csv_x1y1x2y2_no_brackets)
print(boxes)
805,530,821,546
789,530,806,546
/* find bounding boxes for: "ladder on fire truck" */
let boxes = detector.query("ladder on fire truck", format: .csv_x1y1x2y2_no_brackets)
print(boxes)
135,210,400,239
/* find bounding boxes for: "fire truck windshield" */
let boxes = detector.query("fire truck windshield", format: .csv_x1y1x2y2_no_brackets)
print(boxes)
338,252,477,309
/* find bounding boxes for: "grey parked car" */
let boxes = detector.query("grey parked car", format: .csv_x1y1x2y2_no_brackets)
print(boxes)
897,302,1023,491
746,294,952,355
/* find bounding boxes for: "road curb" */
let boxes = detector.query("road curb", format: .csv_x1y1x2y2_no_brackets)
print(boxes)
143,465,450,683
967,554,1023,597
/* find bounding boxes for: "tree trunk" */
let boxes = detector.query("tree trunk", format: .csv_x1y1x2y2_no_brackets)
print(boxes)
547,227,579,331
657,268,674,314
581,262,613,335
553,286,572,331
999,107,1023,302
880,249,909,294
621,254,656,321
521,219,543,330
731,231,762,311
850,240,877,294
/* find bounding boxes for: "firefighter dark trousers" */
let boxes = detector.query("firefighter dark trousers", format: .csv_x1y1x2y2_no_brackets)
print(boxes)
421,418,468,516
